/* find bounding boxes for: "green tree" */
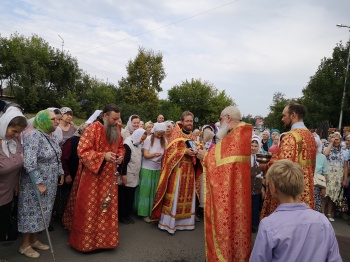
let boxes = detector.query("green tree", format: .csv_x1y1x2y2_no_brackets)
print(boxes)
167,78,234,125
118,47,166,122
82,77,117,117
159,99,183,122
242,114,255,125
302,41,350,128
0,33,81,112
264,92,300,131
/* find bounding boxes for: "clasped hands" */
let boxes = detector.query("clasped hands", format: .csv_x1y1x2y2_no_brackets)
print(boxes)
105,152,123,164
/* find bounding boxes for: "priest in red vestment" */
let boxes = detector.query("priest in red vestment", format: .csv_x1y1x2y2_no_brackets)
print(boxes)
62,104,125,252
151,111,202,234
260,103,317,219
197,106,252,262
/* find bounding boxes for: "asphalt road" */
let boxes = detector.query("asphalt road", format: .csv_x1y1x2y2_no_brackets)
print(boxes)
1,213,349,262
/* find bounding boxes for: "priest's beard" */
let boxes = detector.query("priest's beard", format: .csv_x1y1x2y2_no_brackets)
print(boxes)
104,121,120,144
216,121,231,141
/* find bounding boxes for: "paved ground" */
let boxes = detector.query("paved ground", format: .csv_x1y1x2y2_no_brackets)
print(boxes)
1,214,349,262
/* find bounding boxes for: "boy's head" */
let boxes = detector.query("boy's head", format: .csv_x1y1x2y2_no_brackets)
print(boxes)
266,159,304,200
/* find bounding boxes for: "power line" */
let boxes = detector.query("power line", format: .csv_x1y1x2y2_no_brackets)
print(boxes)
75,0,239,54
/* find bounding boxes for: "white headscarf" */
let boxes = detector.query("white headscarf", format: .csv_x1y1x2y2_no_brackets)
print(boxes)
203,128,215,143
0,106,25,157
86,110,102,124
251,136,261,167
152,122,166,133
125,115,139,134
125,128,146,147
164,121,173,128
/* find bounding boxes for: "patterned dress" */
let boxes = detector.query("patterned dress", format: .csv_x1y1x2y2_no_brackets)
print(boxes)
326,146,348,202
18,130,63,233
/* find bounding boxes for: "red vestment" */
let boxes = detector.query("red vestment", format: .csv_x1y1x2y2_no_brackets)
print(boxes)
204,123,252,262
62,121,125,252
151,124,201,232
260,128,317,219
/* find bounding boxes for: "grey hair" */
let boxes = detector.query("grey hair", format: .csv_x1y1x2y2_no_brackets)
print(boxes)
222,106,242,123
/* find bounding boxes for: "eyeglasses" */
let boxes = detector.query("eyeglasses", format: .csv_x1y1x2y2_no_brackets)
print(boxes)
218,115,228,122
50,118,59,122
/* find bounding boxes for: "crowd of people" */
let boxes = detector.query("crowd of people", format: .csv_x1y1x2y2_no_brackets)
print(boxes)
0,102,347,261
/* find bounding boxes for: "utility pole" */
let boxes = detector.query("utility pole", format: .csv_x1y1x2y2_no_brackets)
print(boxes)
336,24,350,130
58,35,64,53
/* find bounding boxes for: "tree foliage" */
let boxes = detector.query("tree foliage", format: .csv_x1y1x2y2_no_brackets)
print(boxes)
167,78,234,126
0,33,81,112
302,41,350,128
118,47,166,123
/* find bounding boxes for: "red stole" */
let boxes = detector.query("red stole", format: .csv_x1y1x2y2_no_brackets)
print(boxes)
151,123,201,221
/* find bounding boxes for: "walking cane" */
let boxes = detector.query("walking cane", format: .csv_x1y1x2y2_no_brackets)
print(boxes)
29,173,56,262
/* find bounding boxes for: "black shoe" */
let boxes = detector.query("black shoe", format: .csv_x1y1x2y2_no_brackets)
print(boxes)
196,207,204,218
119,217,130,224
127,217,135,224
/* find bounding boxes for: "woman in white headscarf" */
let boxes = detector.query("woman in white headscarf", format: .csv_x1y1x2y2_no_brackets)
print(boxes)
136,123,167,223
164,120,174,142
0,107,27,260
121,114,141,140
119,128,147,224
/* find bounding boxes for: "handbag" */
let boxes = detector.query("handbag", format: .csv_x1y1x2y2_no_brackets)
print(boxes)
313,174,326,189
335,187,348,213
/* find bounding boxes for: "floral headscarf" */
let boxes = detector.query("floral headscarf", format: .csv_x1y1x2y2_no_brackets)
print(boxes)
33,109,53,133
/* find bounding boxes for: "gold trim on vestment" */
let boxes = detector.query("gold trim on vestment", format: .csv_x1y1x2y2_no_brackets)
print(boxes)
215,140,250,166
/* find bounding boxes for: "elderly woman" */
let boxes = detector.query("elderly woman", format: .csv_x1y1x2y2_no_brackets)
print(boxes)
18,110,64,258
0,107,27,262
323,132,348,222
164,120,174,142
261,131,269,153
137,123,167,223
58,107,77,146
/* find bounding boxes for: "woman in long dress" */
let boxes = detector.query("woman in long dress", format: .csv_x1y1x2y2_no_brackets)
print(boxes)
137,123,167,223
323,132,348,222
18,109,64,258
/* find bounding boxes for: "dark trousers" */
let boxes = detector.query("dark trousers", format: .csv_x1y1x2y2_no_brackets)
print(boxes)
252,194,262,227
118,185,136,218
0,201,12,241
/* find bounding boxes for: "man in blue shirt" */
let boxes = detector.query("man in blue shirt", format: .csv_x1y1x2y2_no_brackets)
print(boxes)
250,159,342,262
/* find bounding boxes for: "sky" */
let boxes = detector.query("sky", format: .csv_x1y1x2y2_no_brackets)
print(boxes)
1,0,350,117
